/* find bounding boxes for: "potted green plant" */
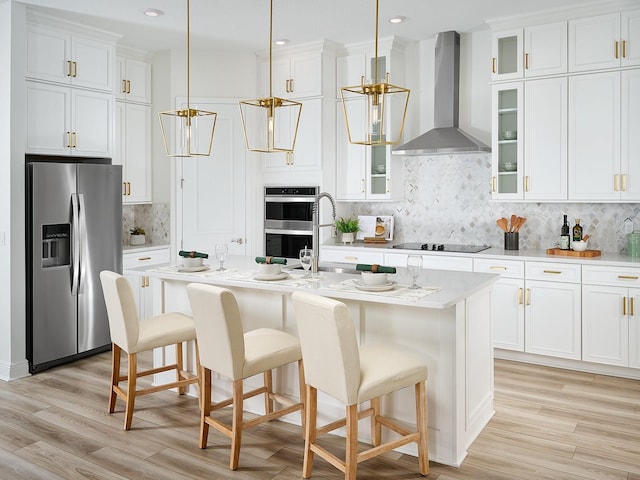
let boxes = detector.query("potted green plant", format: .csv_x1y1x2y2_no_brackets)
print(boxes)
129,226,146,246
335,217,360,245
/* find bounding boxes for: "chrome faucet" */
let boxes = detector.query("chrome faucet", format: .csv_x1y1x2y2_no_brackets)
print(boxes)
311,192,337,273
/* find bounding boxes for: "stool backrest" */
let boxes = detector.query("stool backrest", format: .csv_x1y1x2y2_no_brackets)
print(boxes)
187,283,245,380
99,270,139,352
292,291,360,405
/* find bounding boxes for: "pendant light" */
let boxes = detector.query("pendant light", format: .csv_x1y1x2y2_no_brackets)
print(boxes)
239,0,302,154
339,0,410,146
159,0,217,157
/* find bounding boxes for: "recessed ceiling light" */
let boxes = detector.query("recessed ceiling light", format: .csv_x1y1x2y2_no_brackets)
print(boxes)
274,38,289,46
143,8,164,17
389,16,406,24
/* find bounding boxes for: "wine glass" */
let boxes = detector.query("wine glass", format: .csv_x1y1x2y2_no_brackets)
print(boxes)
299,248,312,278
214,244,228,271
407,255,422,289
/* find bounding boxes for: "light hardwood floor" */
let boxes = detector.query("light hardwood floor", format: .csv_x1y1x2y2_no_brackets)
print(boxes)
1,352,639,479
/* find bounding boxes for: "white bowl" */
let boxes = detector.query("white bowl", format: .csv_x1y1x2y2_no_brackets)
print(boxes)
572,241,588,252
183,257,203,267
503,162,517,172
361,271,388,285
374,165,386,174
503,130,517,140
258,263,282,276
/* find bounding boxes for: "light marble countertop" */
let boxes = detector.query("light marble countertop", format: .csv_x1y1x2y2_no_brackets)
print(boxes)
323,241,640,268
125,255,498,310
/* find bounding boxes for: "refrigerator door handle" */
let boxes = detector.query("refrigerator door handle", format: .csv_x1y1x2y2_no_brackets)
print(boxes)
77,193,87,294
71,193,80,295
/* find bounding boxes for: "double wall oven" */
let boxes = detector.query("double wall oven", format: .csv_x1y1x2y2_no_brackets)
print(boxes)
264,186,318,259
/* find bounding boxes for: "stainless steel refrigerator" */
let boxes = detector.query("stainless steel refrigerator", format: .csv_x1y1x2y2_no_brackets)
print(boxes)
26,156,122,373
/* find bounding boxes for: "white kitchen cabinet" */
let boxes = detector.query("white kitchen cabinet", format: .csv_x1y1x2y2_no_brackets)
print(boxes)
26,81,113,157
524,262,582,360
123,246,170,322
474,258,525,352
320,246,384,265
569,10,640,72
567,70,640,201
582,265,640,368
115,101,151,204
385,252,473,272
491,22,567,81
26,22,114,92
491,82,523,199
523,77,568,201
116,55,151,104
259,51,325,99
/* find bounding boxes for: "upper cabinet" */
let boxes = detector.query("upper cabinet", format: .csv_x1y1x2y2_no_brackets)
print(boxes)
569,10,640,72
26,22,115,93
116,54,151,104
491,22,567,81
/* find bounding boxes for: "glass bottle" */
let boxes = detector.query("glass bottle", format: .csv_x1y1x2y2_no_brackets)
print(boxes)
573,219,583,242
560,215,570,250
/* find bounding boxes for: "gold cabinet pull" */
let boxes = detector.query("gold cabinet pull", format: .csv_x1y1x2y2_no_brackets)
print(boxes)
614,174,620,191
525,288,531,305
127,182,131,196
490,266,507,271
622,174,627,192
615,41,620,59
72,61,77,78
632,297,635,316
361,178,365,193
623,296,627,316
71,132,77,148
386,177,390,193
138,256,151,261
491,57,497,74
525,52,529,69
491,176,496,192
126,80,131,94
622,40,627,58
543,270,562,275
289,78,294,93
141,277,145,287
518,287,523,305
525,176,530,192
285,79,290,93
66,131,72,148
122,79,127,94
122,182,127,195
344,256,358,261
618,275,639,280
67,60,73,77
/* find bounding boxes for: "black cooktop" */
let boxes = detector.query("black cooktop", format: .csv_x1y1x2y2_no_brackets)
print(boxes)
390,243,491,253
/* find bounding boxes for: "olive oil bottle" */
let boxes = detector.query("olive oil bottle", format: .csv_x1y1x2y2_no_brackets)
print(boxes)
560,215,570,250
573,219,583,242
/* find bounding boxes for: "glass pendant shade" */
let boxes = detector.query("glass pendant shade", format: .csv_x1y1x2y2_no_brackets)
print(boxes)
339,0,410,146
159,0,216,158
240,0,301,154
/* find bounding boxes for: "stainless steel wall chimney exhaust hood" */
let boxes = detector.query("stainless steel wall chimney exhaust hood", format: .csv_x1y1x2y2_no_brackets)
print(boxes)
393,31,490,156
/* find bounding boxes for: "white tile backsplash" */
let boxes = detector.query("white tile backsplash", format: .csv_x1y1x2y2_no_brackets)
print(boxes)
351,153,639,254
122,203,170,246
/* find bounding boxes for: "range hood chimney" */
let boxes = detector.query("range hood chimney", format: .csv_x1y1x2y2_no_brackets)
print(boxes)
393,31,490,156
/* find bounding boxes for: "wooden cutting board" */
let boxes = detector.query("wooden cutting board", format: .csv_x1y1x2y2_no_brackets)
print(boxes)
546,248,601,257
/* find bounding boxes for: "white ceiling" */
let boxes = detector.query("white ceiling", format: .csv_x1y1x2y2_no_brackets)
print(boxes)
20,0,602,52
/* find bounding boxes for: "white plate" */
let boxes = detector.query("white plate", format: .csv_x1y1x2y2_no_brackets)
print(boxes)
253,272,289,281
354,280,396,292
177,265,210,273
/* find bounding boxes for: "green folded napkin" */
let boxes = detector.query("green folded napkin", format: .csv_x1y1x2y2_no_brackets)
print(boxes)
255,256,287,265
179,250,209,259
356,263,396,274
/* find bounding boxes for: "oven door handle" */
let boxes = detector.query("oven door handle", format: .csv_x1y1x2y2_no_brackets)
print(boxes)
265,196,316,203
265,228,312,235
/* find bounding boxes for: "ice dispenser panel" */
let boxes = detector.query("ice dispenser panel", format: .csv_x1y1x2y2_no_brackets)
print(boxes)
42,224,70,268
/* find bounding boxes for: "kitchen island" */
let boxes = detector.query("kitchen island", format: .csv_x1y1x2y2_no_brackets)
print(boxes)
127,256,498,467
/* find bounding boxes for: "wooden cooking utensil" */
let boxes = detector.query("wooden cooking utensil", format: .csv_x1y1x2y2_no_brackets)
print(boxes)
497,218,508,232
582,234,590,242
510,214,517,232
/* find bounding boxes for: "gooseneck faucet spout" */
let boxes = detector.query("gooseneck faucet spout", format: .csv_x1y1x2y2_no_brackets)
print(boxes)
311,192,337,274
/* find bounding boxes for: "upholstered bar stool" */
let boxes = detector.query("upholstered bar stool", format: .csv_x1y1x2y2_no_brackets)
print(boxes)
291,291,429,479
186,283,305,471
100,270,199,430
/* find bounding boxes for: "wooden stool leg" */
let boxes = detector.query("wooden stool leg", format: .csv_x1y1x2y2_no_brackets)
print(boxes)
230,379,244,470
302,385,317,479
297,359,306,436
264,370,274,414
199,366,212,449
195,340,202,411
416,381,429,475
370,396,381,446
176,341,186,395
345,404,359,480
108,343,120,413
124,352,137,430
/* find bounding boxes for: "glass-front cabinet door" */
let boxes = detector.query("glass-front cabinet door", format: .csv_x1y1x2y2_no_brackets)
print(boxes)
492,82,524,200
491,29,523,81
